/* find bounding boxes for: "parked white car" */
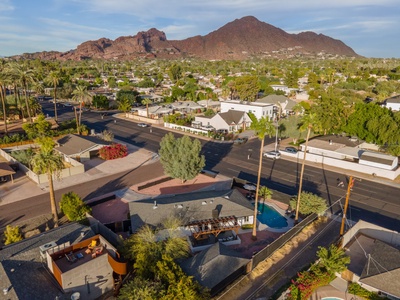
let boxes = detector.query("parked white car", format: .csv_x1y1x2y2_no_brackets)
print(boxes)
263,151,281,159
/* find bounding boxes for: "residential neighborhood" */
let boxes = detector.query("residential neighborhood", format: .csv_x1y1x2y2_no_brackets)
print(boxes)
0,57,399,300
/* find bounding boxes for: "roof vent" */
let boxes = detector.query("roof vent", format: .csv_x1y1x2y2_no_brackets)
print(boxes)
177,204,183,209
202,201,207,205
153,200,158,209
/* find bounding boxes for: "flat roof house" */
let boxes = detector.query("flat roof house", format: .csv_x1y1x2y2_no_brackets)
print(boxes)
0,222,128,300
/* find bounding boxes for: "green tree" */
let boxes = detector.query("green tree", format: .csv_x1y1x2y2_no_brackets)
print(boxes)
249,112,276,239
46,70,61,121
72,85,91,134
312,244,350,276
3,225,23,245
0,60,9,134
168,64,182,83
60,191,91,221
107,77,117,88
22,114,52,140
31,137,64,226
92,94,109,109
141,98,153,118
121,222,207,300
159,133,205,183
118,97,132,113
9,62,36,123
118,277,165,300
290,191,327,216
234,75,260,101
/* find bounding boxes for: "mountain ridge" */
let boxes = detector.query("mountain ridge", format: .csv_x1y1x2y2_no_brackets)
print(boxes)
12,16,358,60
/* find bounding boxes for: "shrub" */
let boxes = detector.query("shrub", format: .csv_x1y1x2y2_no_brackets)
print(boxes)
4,225,23,245
98,143,128,160
60,192,92,221
287,270,333,300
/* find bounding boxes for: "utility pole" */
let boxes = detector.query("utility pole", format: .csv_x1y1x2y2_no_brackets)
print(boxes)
340,176,355,236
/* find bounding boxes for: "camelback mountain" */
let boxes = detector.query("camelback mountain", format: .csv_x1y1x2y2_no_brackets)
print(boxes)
15,16,358,61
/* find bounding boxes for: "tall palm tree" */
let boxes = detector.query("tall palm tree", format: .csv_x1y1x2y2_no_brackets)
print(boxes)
31,137,64,227
141,98,153,118
294,112,322,223
0,61,9,135
46,71,61,121
8,62,36,123
72,85,91,134
249,112,276,240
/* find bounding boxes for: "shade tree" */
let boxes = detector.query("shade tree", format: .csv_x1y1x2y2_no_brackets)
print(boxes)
159,133,205,183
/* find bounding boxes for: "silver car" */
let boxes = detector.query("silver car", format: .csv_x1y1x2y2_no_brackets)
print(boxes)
263,151,281,159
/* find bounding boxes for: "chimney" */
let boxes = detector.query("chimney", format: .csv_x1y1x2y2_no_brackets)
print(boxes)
212,209,219,219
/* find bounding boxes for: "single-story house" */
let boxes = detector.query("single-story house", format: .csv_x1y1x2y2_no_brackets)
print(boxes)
359,151,398,171
382,95,400,111
171,101,203,113
55,134,111,162
128,189,254,245
194,110,251,132
256,95,297,116
179,242,250,296
136,105,173,119
341,220,400,299
197,99,221,111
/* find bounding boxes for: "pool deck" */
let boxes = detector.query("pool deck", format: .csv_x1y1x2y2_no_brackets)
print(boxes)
309,277,360,300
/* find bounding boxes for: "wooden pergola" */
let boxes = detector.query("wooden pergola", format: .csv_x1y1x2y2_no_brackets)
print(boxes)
186,216,241,240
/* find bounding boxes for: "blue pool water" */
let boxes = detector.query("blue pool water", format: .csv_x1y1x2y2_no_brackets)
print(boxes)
257,203,288,228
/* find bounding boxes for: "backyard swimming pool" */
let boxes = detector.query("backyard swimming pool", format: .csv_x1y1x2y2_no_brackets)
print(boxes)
257,202,288,228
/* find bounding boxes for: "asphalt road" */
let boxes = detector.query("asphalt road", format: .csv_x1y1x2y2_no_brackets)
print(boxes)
1,102,399,232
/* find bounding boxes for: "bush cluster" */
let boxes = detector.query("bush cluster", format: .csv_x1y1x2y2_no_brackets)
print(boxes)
98,143,128,160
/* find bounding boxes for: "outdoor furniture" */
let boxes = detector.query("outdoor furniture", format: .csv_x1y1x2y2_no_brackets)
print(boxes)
65,252,77,263
76,253,84,259
88,240,97,250
85,248,91,254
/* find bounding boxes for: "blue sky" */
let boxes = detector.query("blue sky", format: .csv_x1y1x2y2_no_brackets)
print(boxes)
1,0,399,58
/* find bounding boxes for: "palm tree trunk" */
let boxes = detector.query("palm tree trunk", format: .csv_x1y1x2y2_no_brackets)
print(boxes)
146,103,149,118
294,126,311,223
47,171,59,227
23,87,32,123
78,102,83,131
251,138,265,240
0,86,8,135
53,86,58,121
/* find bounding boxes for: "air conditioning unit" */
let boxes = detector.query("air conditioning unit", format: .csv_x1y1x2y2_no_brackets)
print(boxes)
39,241,57,258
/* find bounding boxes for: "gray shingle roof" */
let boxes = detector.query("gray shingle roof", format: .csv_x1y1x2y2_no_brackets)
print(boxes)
0,223,95,300
219,110,246,125
180,242,249,290
55,134,109,155
129,189,254,231
359,240,400,298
